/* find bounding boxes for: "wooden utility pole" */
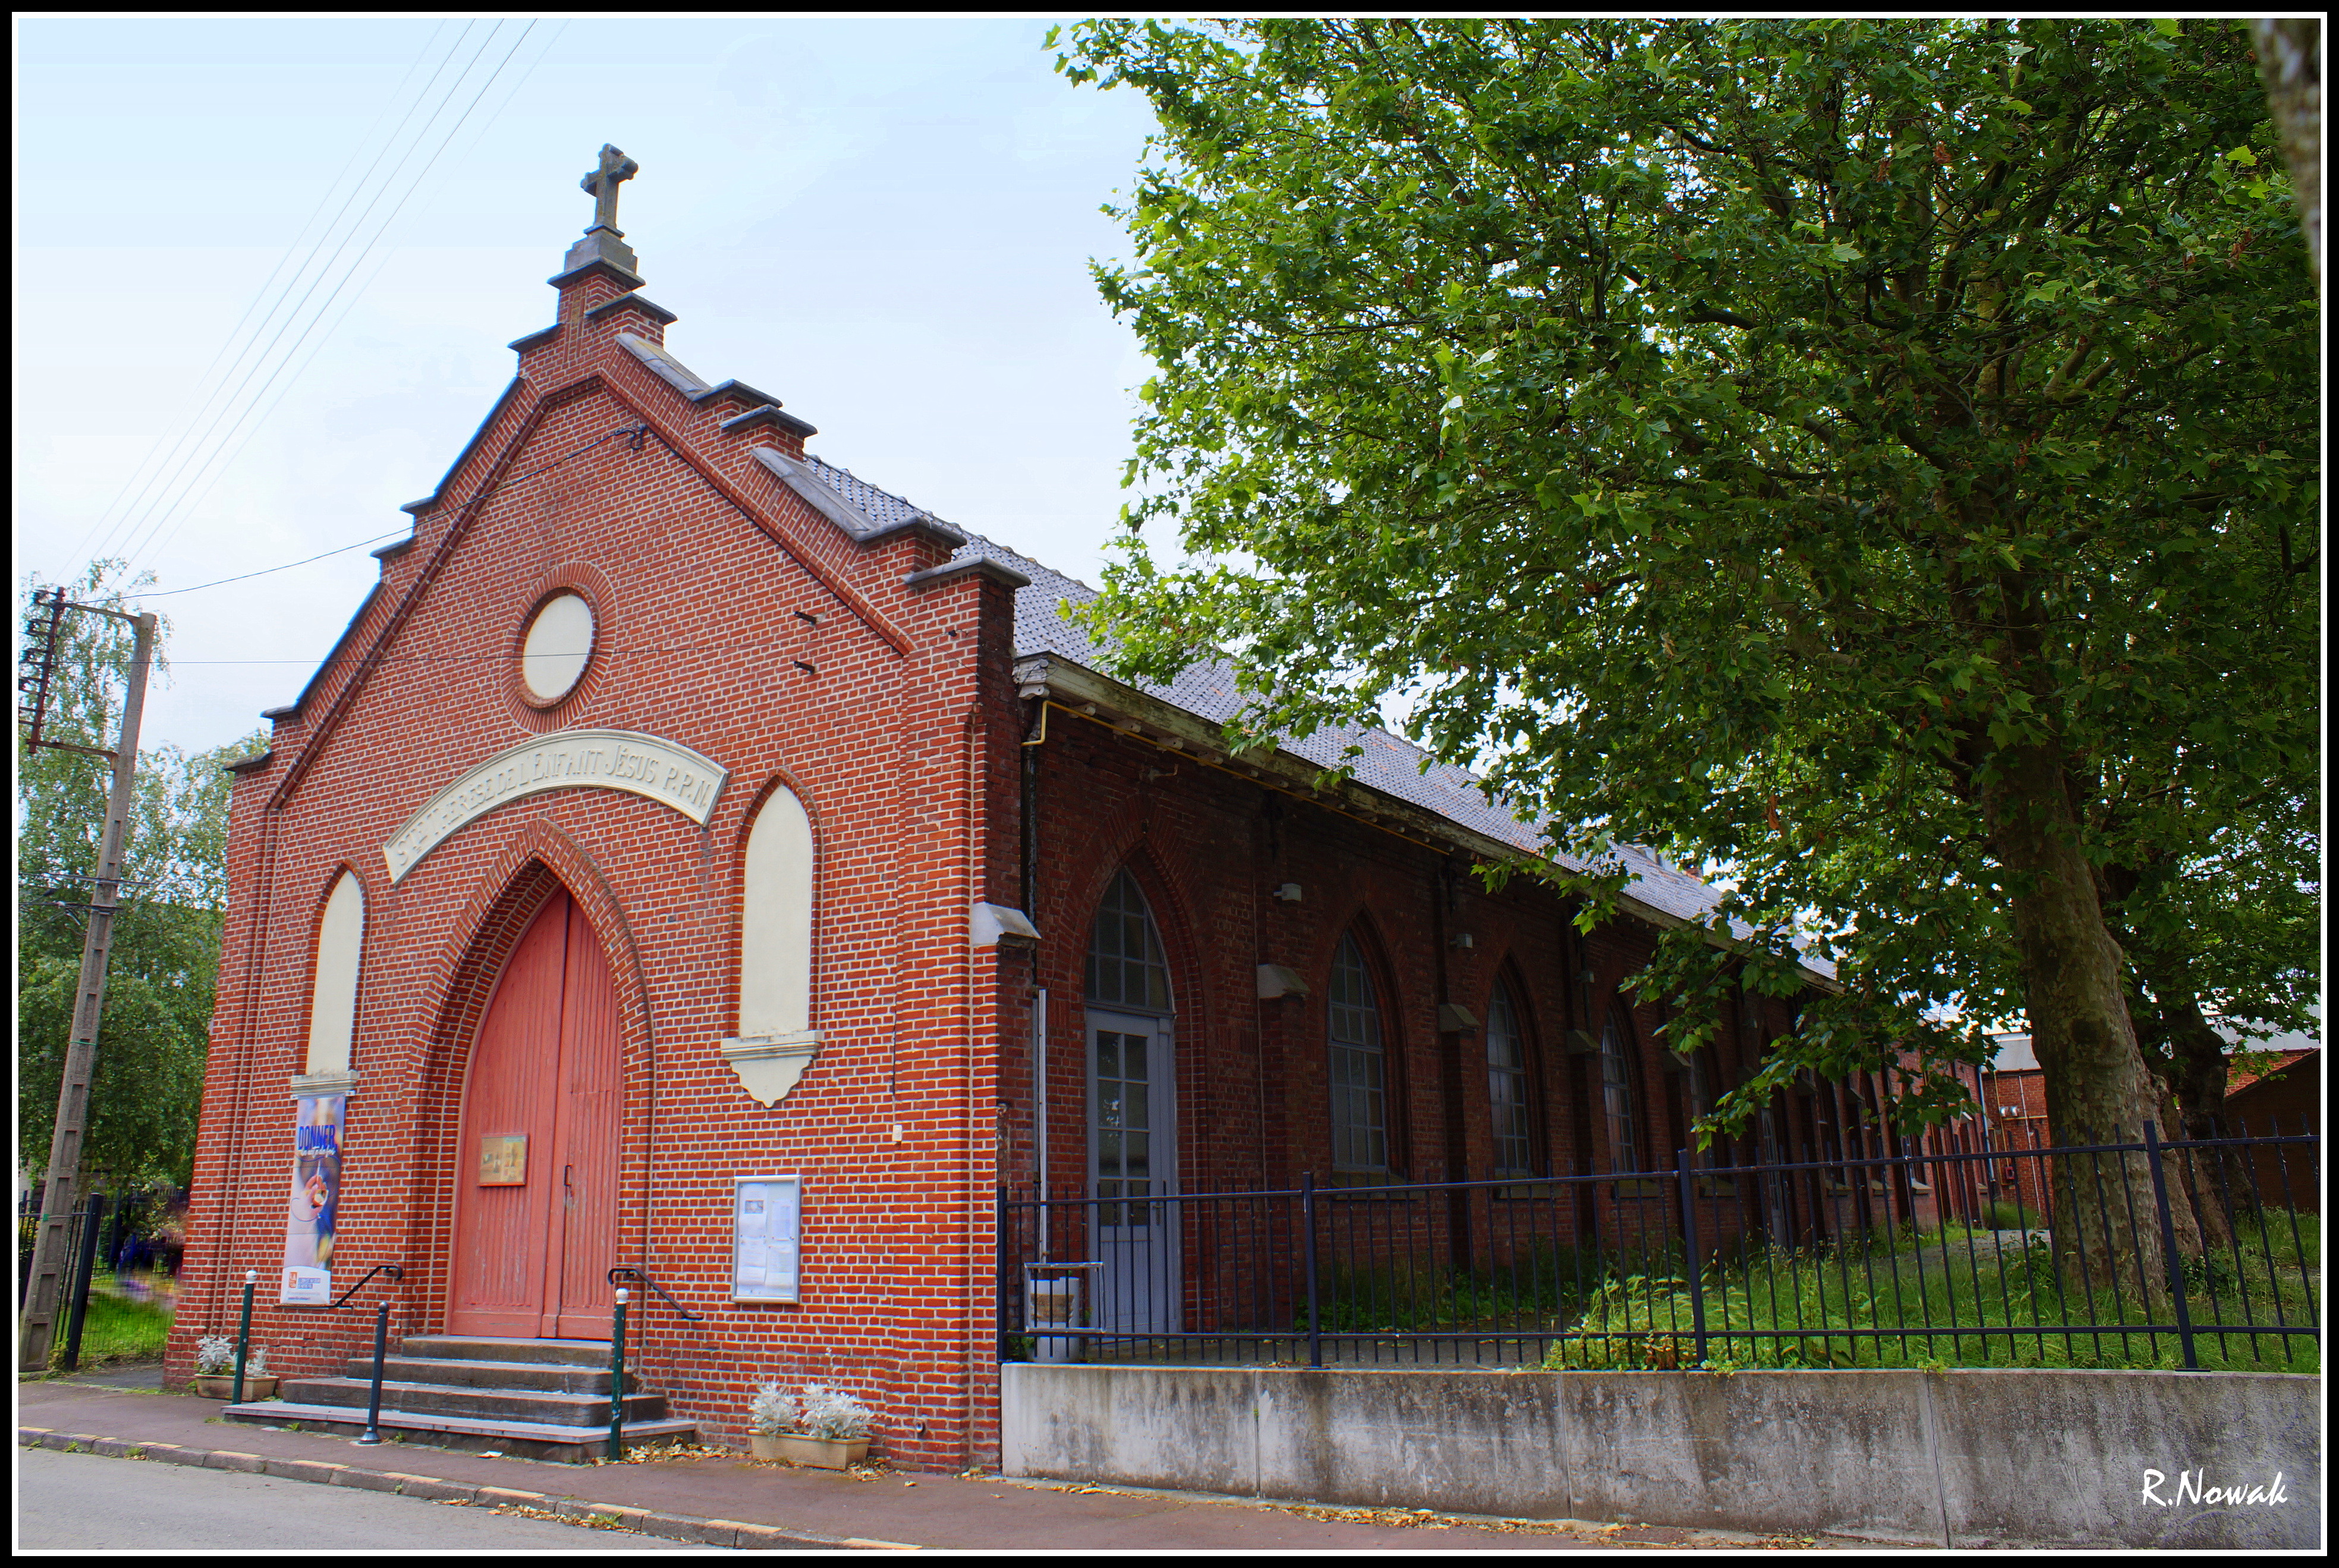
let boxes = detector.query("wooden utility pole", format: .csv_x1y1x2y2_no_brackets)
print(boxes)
17,595,156,1371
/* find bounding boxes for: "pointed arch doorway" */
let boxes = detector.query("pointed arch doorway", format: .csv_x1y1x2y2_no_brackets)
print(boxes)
448,889,621,1339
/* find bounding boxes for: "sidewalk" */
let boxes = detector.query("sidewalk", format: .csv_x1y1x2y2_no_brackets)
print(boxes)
14,1377,1837,1552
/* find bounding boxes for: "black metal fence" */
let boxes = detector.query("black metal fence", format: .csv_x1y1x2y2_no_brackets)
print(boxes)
15,1188,182,1371
998,1118,2319,1372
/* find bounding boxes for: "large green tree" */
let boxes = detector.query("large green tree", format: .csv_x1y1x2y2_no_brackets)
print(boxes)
1054,18,2318,1288
17,562,262,1191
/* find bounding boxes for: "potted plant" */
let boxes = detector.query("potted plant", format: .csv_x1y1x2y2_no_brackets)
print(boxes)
191,1336,278,1401
747,1381,872,1469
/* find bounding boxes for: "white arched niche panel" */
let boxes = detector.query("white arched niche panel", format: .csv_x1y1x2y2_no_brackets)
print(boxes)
721,784,820,1106
291,870,365,1097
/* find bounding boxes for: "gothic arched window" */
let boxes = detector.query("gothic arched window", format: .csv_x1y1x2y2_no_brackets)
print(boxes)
1085,868,1171,1013
1329,933,1389,1177
1486,977,1535,1177
1599,1004,1645,1175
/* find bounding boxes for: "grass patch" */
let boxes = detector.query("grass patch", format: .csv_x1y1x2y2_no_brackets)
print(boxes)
1270,1212,2316,1374
1542,1210,2320,1374
46,1275,174,1368
1308,1241,1640,1335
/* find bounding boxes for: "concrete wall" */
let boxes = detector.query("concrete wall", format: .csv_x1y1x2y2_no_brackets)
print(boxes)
1001,1364,2320,1549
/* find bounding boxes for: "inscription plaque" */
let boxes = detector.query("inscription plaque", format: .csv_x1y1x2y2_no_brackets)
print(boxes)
385,729,729,882
478,1135,528,1186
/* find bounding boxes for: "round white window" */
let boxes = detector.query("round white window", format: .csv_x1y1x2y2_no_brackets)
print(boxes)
521,593,595,703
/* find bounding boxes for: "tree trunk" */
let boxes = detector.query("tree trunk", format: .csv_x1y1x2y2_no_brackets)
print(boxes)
2253,18,2322,285
1982,741,2198,1314
2136,987,2237,1138
2131,980,2243,1254
2095,861,2241,1254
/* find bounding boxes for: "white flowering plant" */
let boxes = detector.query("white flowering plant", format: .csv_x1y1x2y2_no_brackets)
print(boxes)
795,1385,873,1441
749,1380,873,1441
195,1335,236,1374
748,1380,797,1437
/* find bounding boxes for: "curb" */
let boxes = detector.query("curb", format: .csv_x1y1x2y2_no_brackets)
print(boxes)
18,1427,921,1551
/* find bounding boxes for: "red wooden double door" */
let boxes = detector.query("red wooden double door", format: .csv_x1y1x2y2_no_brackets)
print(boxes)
449,891,620,1339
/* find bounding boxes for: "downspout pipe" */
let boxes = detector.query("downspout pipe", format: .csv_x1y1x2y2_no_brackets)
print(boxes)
1020,695,1045,914
1019,684,1048,1208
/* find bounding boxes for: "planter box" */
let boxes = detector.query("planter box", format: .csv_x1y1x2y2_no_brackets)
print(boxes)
193,1374,278,1401
750,1432,869,1469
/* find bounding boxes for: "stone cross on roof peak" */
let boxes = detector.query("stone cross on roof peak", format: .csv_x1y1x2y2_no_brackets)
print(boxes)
581,144,639,235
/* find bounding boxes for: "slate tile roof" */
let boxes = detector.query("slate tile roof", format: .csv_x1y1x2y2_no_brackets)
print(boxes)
615,299,1758,944
948,507,1737,932
801,455,945,537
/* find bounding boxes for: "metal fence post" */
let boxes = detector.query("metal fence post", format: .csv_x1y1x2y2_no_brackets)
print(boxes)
1676,1148,1708,1365
232,1270,255,1403
61,1192,107,1372
1301,1172,1322,1370
104,1192,129,1283
608,1288,630,1460
995,1185,1011,1361
358,1298,391,1443
2141,1121,2199,1371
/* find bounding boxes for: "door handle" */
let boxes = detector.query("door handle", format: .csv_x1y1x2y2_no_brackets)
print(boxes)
564,1164,574,1187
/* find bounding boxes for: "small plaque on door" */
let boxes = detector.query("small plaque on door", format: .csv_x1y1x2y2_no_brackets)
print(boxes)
478,1135,527,1185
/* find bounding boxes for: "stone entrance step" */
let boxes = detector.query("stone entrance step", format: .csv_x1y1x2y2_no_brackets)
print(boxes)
216,1400,697,1464
219,1333,696,1464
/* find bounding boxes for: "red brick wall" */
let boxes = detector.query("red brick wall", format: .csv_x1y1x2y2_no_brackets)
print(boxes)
176,259,1829,1470
175,266,1016,1472
1979,1069,2054,1221
997,709,1816,1283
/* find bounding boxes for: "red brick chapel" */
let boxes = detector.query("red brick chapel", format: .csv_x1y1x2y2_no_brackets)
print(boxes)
171,147,1850,1469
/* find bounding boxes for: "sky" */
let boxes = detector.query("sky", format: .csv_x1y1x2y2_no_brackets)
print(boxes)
15,16,1162,758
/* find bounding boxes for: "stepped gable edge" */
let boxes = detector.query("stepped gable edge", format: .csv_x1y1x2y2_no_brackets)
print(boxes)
262,281,1797,969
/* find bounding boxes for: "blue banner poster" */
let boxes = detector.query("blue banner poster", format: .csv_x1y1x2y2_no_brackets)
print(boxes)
281,1095,344,1304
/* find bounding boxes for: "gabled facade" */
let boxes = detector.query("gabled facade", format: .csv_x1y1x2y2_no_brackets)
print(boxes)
174,153,1842,1467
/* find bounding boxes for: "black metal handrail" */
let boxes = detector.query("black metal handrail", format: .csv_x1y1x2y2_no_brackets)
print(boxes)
608,1265,703,1323
323,1261,405,1311
275,1262,405,1443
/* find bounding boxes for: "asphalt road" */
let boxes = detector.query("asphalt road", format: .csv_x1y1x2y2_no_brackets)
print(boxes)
15,1446,724,1552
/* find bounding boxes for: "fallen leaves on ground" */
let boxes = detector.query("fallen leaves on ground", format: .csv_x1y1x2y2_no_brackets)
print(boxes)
436,1498,645,1534
589,1441,738,1465
1040,1481,1817,1548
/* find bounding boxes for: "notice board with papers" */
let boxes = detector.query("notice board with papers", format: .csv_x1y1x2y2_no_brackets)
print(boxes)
731,1174,803,1303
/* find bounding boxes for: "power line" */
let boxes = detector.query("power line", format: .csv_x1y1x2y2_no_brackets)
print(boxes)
113,23,530,574
133,415,639,616
68,22,471,574
167,641,813,667
127,21,569,575
128,531,412,598
99,23,492,572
